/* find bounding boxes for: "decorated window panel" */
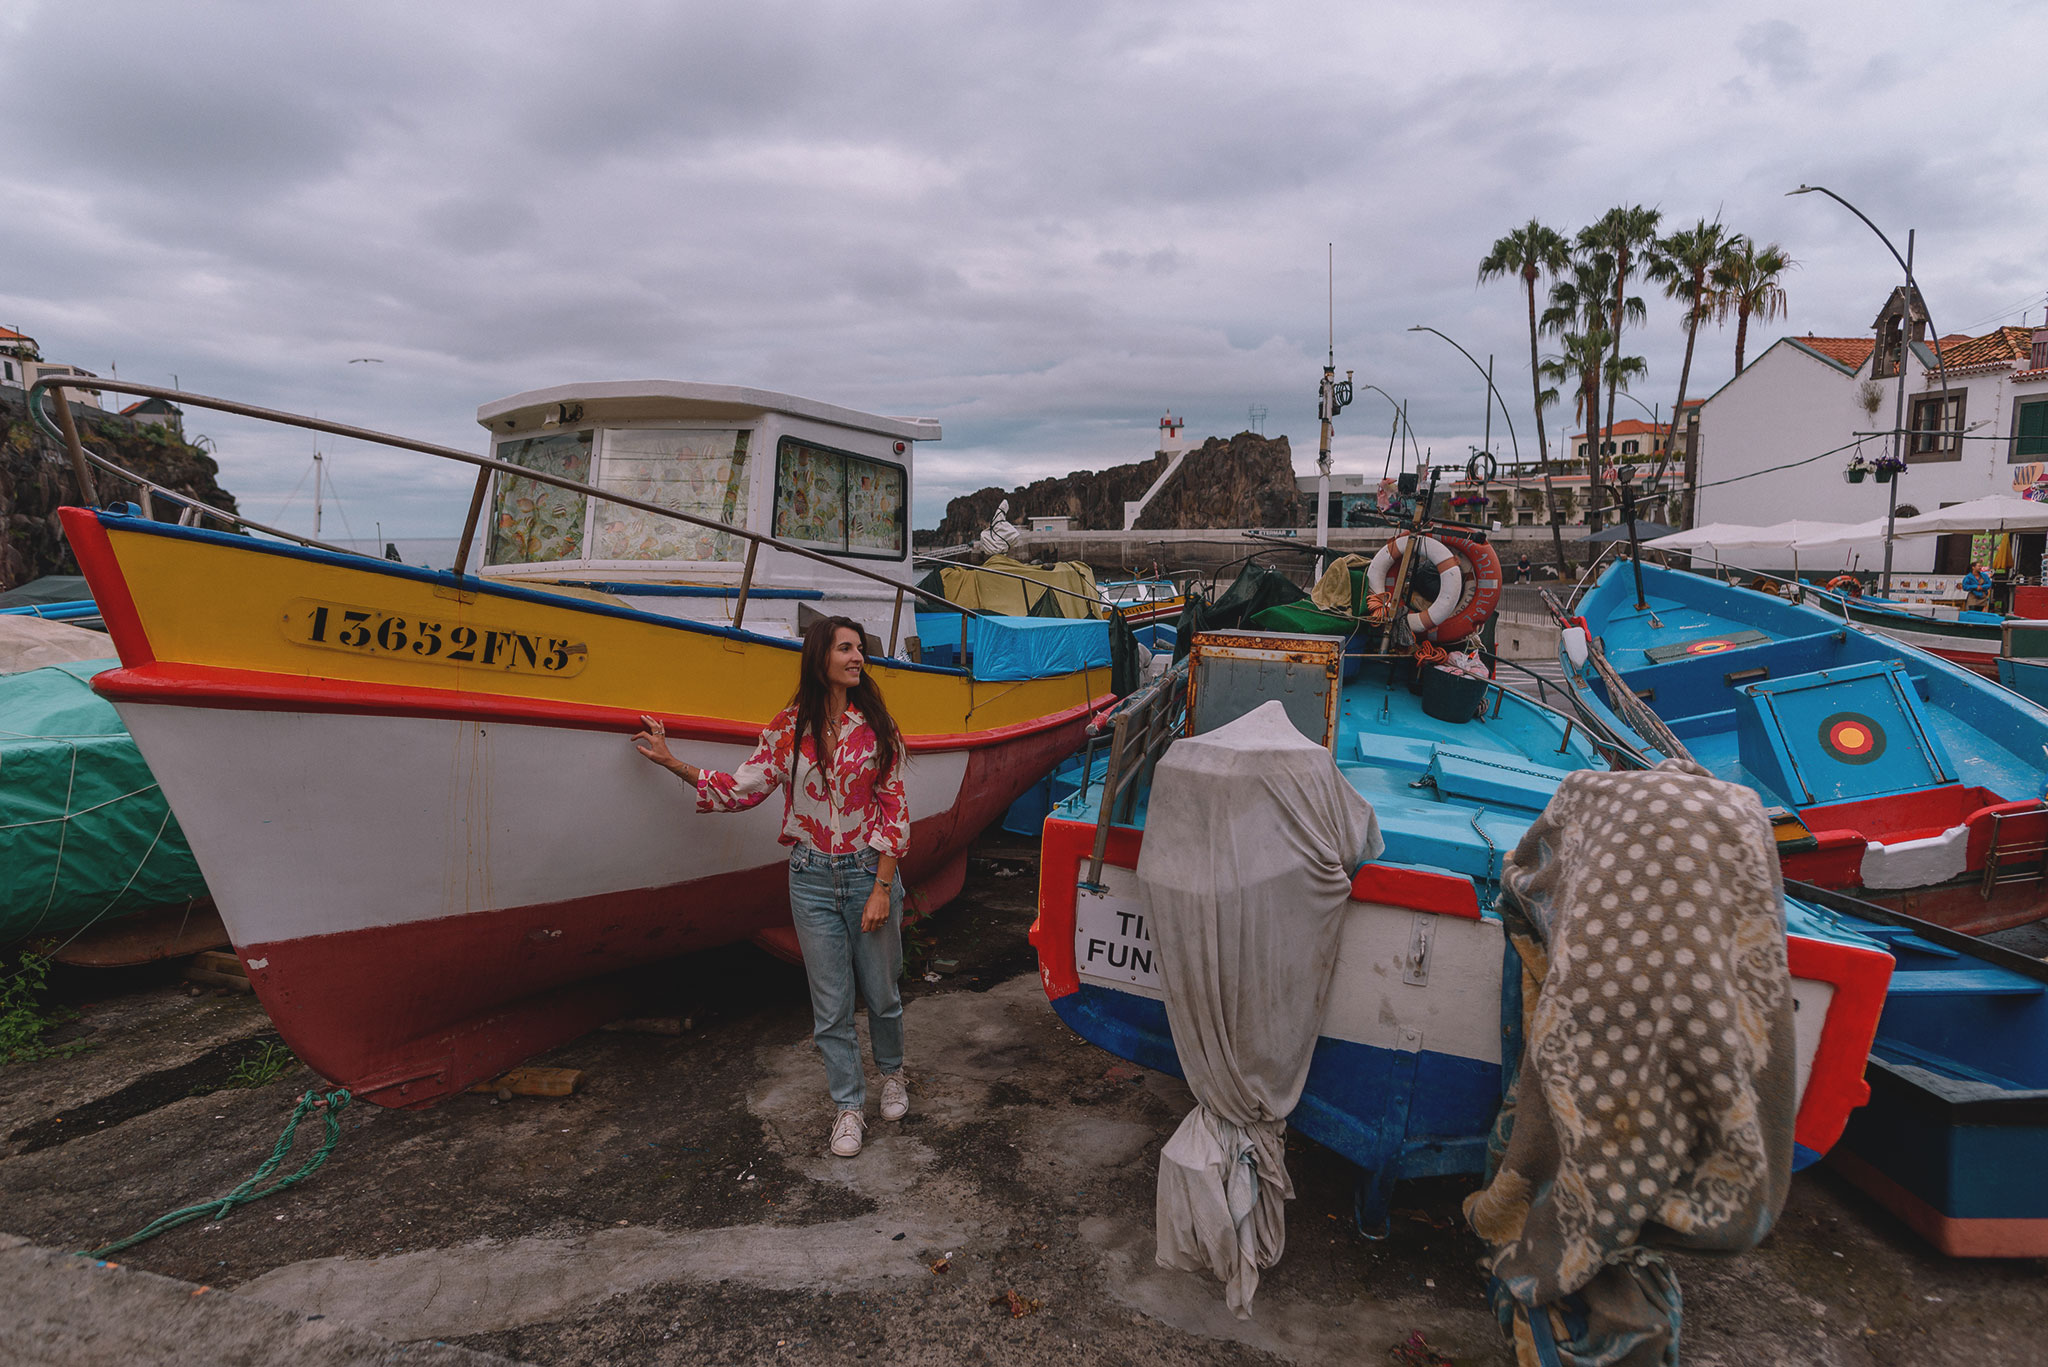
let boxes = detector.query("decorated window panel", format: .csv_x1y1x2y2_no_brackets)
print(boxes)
486,430,593,566
593,428,753,562
773,437,904,558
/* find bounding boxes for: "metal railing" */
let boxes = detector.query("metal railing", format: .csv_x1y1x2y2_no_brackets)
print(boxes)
1081,658,1189,885
28,376,978,644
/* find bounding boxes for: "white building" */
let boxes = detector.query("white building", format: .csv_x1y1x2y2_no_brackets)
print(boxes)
1694,287,2048,578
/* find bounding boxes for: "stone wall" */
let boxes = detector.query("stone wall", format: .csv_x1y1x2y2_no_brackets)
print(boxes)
929,430,1300,545
1,391,241,589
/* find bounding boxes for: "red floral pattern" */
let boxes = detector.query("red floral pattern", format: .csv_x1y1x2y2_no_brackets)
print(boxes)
696,705,910,857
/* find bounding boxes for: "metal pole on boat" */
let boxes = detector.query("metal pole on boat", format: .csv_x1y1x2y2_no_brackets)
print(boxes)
313,449,324,538
1621,467,1649,610
45,384,98,506
732,540,760,630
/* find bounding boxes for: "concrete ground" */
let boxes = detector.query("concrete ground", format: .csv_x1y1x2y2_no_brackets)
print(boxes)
4,834,2046,1366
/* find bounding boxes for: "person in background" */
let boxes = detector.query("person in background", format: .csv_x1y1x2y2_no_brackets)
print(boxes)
1515,551,1533,584
1960,563,1993,612
633,616,911,1159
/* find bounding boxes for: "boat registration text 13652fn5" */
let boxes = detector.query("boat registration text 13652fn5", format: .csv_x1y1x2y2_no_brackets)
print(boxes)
281,598,589,677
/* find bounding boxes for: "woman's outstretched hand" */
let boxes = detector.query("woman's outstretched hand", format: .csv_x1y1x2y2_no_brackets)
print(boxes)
633,715,697,783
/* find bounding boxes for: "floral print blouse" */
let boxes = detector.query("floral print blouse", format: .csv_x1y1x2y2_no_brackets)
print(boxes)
696,705,911,857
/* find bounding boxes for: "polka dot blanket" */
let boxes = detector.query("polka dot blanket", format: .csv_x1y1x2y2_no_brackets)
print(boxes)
1463,760,1796,1367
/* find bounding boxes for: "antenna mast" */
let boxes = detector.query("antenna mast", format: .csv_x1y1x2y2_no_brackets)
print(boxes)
1314,244,1353,550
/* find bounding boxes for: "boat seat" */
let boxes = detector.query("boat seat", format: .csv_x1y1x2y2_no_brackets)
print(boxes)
1731,658,1958,808
1353,732,1443,773
1641,628,1772,664
1879,967,2045,997
1424,749,1566,813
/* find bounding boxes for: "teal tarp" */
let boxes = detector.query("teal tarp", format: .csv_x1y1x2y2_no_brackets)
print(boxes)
914,613,1111,681
0,660,208,942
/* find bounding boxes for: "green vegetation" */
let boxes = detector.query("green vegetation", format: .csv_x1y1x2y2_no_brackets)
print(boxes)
225,1039,297,1089
1479,206,1800,545
0,952,91,1064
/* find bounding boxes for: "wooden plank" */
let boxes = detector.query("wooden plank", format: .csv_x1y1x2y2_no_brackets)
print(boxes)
191,950,248,978
468,1066,585,1097
49,900,230,968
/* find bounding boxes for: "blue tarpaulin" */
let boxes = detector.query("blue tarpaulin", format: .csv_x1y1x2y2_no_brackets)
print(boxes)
914,613,1110,681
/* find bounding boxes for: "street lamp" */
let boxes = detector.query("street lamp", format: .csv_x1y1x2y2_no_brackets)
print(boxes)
1407,324,1575,570
1355,382,1417,481
1610,389,1667,518
1787,185,1952,597
1406,326,1520,466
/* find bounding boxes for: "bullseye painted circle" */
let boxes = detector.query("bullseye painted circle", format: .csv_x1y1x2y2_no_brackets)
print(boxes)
1819,711,1886,765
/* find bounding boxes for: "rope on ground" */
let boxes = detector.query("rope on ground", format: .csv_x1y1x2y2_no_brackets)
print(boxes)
79,1087,352,1259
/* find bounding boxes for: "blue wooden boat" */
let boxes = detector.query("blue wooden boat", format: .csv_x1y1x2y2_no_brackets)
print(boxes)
1029,598,1895,1229
1782,880,2048,1257
1567,561,2048,937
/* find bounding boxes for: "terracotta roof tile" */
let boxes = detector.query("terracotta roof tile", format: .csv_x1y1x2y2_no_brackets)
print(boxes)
0,326,29,342
1793,336,1875,368
1931,325,2035,370
1569,418,1669,441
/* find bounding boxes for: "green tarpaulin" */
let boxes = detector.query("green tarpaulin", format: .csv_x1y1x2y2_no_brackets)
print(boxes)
0,660,207,942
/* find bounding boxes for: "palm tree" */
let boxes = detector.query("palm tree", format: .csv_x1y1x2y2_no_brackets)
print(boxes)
1478,220,1573,573
1713,239,1797,374
1543,251,1643,538
1647,219,1743,526
1578,207,1663,531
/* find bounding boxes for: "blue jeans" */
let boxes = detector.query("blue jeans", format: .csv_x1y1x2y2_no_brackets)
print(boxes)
787,843,904,1111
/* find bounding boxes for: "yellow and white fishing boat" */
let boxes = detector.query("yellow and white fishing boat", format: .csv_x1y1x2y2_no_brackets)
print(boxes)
43,378,1112,1107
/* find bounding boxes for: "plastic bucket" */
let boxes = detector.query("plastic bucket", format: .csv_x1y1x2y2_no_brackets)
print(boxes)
1419,665,1487,723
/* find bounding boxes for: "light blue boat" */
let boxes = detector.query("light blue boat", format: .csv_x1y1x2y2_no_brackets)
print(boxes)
1028,571,1895,1228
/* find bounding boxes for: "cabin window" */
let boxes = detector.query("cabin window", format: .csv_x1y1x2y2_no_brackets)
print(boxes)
593,428,752,561
486,429,592,565
773,437,905,558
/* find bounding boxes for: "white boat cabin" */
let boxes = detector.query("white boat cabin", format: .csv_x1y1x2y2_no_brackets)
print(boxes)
473,382,939,643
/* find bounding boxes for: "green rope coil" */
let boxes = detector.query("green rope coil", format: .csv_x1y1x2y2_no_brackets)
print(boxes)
81,1087,352,1259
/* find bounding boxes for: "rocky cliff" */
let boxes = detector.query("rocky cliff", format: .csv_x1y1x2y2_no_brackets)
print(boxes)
929,430,1299,545
1,394,241,589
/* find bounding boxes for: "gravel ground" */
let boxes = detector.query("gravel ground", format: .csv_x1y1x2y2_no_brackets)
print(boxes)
4,832,2045,1365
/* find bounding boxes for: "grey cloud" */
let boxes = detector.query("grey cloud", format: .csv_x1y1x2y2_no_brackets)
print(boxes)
1737,20,1814,85
0,0,2043,538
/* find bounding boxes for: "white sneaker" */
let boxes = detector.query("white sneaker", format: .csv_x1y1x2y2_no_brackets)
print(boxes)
880,1073,910,1122
830,1109,866,1157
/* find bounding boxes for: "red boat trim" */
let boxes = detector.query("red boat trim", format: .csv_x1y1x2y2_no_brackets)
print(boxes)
1801,784,2000,846
1827,1147,2048,1258
90,661,1110,754
1031,815,1142,1002
1031,820,1487,1001
1350,863,1482,919
59,506,155,666
1784,933,1892,1157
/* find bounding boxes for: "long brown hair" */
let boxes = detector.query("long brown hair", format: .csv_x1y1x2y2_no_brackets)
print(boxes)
793,616,901,783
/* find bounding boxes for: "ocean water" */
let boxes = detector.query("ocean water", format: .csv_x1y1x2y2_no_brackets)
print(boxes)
321,536,466,570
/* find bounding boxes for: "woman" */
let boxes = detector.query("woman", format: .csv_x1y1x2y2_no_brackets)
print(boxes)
633,617,911,1158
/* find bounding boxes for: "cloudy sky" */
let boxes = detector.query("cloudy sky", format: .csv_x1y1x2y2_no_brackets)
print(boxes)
4,2,2044,538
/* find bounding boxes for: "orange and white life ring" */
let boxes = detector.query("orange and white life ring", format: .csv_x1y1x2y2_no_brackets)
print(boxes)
1367,532,1503,642
1826,575,1863,598
1428,531,1503,643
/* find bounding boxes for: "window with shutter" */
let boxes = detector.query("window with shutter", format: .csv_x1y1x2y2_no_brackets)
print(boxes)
2015,398,2048,460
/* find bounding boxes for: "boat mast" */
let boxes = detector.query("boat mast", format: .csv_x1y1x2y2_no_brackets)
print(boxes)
1315,244,1353,550
313,448,324,538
